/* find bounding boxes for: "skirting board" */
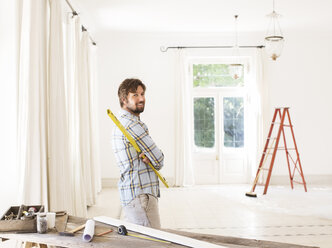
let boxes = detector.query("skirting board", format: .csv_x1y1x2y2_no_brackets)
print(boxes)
103,175,332,188
93,216,227,248
269,174,332,185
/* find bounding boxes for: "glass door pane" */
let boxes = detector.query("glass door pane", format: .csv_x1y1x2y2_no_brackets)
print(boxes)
223,97,244,148
192,96,218,184
193,97,215,149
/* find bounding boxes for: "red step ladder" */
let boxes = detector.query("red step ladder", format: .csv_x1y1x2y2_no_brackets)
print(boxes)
252,107,307,195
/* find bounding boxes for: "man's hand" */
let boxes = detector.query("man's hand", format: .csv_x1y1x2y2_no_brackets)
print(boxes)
139,153,151,165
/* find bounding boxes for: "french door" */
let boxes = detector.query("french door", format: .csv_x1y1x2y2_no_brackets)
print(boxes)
190,60,250,184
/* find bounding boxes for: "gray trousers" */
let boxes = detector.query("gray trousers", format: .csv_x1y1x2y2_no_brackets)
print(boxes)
123,194,161,229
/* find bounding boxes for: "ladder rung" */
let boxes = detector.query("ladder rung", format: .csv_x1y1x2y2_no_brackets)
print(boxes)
265,147,275,151
271,122,293,127
292,180,304,184
259,168,269,171
263,148,297,151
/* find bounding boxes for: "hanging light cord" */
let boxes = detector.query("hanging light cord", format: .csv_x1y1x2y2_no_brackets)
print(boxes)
234,15,239,48
273,0,276,36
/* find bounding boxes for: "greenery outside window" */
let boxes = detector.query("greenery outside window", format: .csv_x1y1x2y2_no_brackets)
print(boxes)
193,97,215,149
193,64,244,88
223,97,244,148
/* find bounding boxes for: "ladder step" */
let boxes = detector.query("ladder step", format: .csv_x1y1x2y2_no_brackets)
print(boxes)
263,148,296,151
271,122,293,127
292,180,304,185
259,168,269,171
263,149,296,154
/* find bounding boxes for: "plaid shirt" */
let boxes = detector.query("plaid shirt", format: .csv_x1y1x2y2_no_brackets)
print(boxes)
112,109,164,206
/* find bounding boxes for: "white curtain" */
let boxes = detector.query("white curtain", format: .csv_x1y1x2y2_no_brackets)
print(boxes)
174,49,195,186
247,49,265,179
78,31,101,206
0,0,19,212
17,0,101,216
87,37,102,197
64,14,87,217
17,0,49,209
48,0,74,213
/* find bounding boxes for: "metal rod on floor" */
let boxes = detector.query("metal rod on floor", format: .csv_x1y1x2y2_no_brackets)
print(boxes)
64,0,97,46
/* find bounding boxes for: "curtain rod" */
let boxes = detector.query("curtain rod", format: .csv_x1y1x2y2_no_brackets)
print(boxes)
65,0,97,46
160,45,264,52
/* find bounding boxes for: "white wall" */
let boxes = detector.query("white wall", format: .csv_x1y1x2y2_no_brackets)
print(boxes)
95,28,332,186
96,32,178,185
265,29,332,183
0,0,19,213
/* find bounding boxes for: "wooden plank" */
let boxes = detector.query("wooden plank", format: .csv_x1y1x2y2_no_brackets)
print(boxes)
0,215,318,248
0,230,203,248
55,214,68,232
93,216,227,248
23,242,33,248
167,229,317,248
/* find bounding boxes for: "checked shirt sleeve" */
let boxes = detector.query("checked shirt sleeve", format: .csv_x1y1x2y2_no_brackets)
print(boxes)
127,121,164,170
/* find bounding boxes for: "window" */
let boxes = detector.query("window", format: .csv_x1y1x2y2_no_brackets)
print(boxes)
223,97,244,148
193,97,215,148
193,64,244,88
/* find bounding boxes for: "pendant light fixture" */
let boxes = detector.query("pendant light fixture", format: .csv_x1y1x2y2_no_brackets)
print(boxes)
229,15,243,80
265,0,284,60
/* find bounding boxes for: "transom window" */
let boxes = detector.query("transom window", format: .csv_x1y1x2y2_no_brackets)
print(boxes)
193,64,244,88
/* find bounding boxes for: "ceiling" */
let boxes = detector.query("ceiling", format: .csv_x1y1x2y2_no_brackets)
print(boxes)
71,0,331,34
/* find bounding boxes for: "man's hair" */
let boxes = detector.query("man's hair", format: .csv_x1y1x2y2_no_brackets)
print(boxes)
118,78,146,107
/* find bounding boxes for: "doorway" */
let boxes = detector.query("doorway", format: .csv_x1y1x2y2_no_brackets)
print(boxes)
189,59,250,184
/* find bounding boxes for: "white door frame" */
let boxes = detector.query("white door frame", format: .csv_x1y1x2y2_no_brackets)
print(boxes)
188,56,252,184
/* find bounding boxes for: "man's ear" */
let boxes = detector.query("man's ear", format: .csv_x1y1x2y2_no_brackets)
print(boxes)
121,97,127,105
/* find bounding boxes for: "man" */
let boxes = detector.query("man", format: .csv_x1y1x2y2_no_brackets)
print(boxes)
112,78,164,229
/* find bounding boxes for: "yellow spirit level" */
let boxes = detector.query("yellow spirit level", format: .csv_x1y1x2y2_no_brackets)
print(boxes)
107,109,169,188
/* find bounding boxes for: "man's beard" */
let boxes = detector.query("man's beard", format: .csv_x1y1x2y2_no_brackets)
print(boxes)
127,102,145,114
